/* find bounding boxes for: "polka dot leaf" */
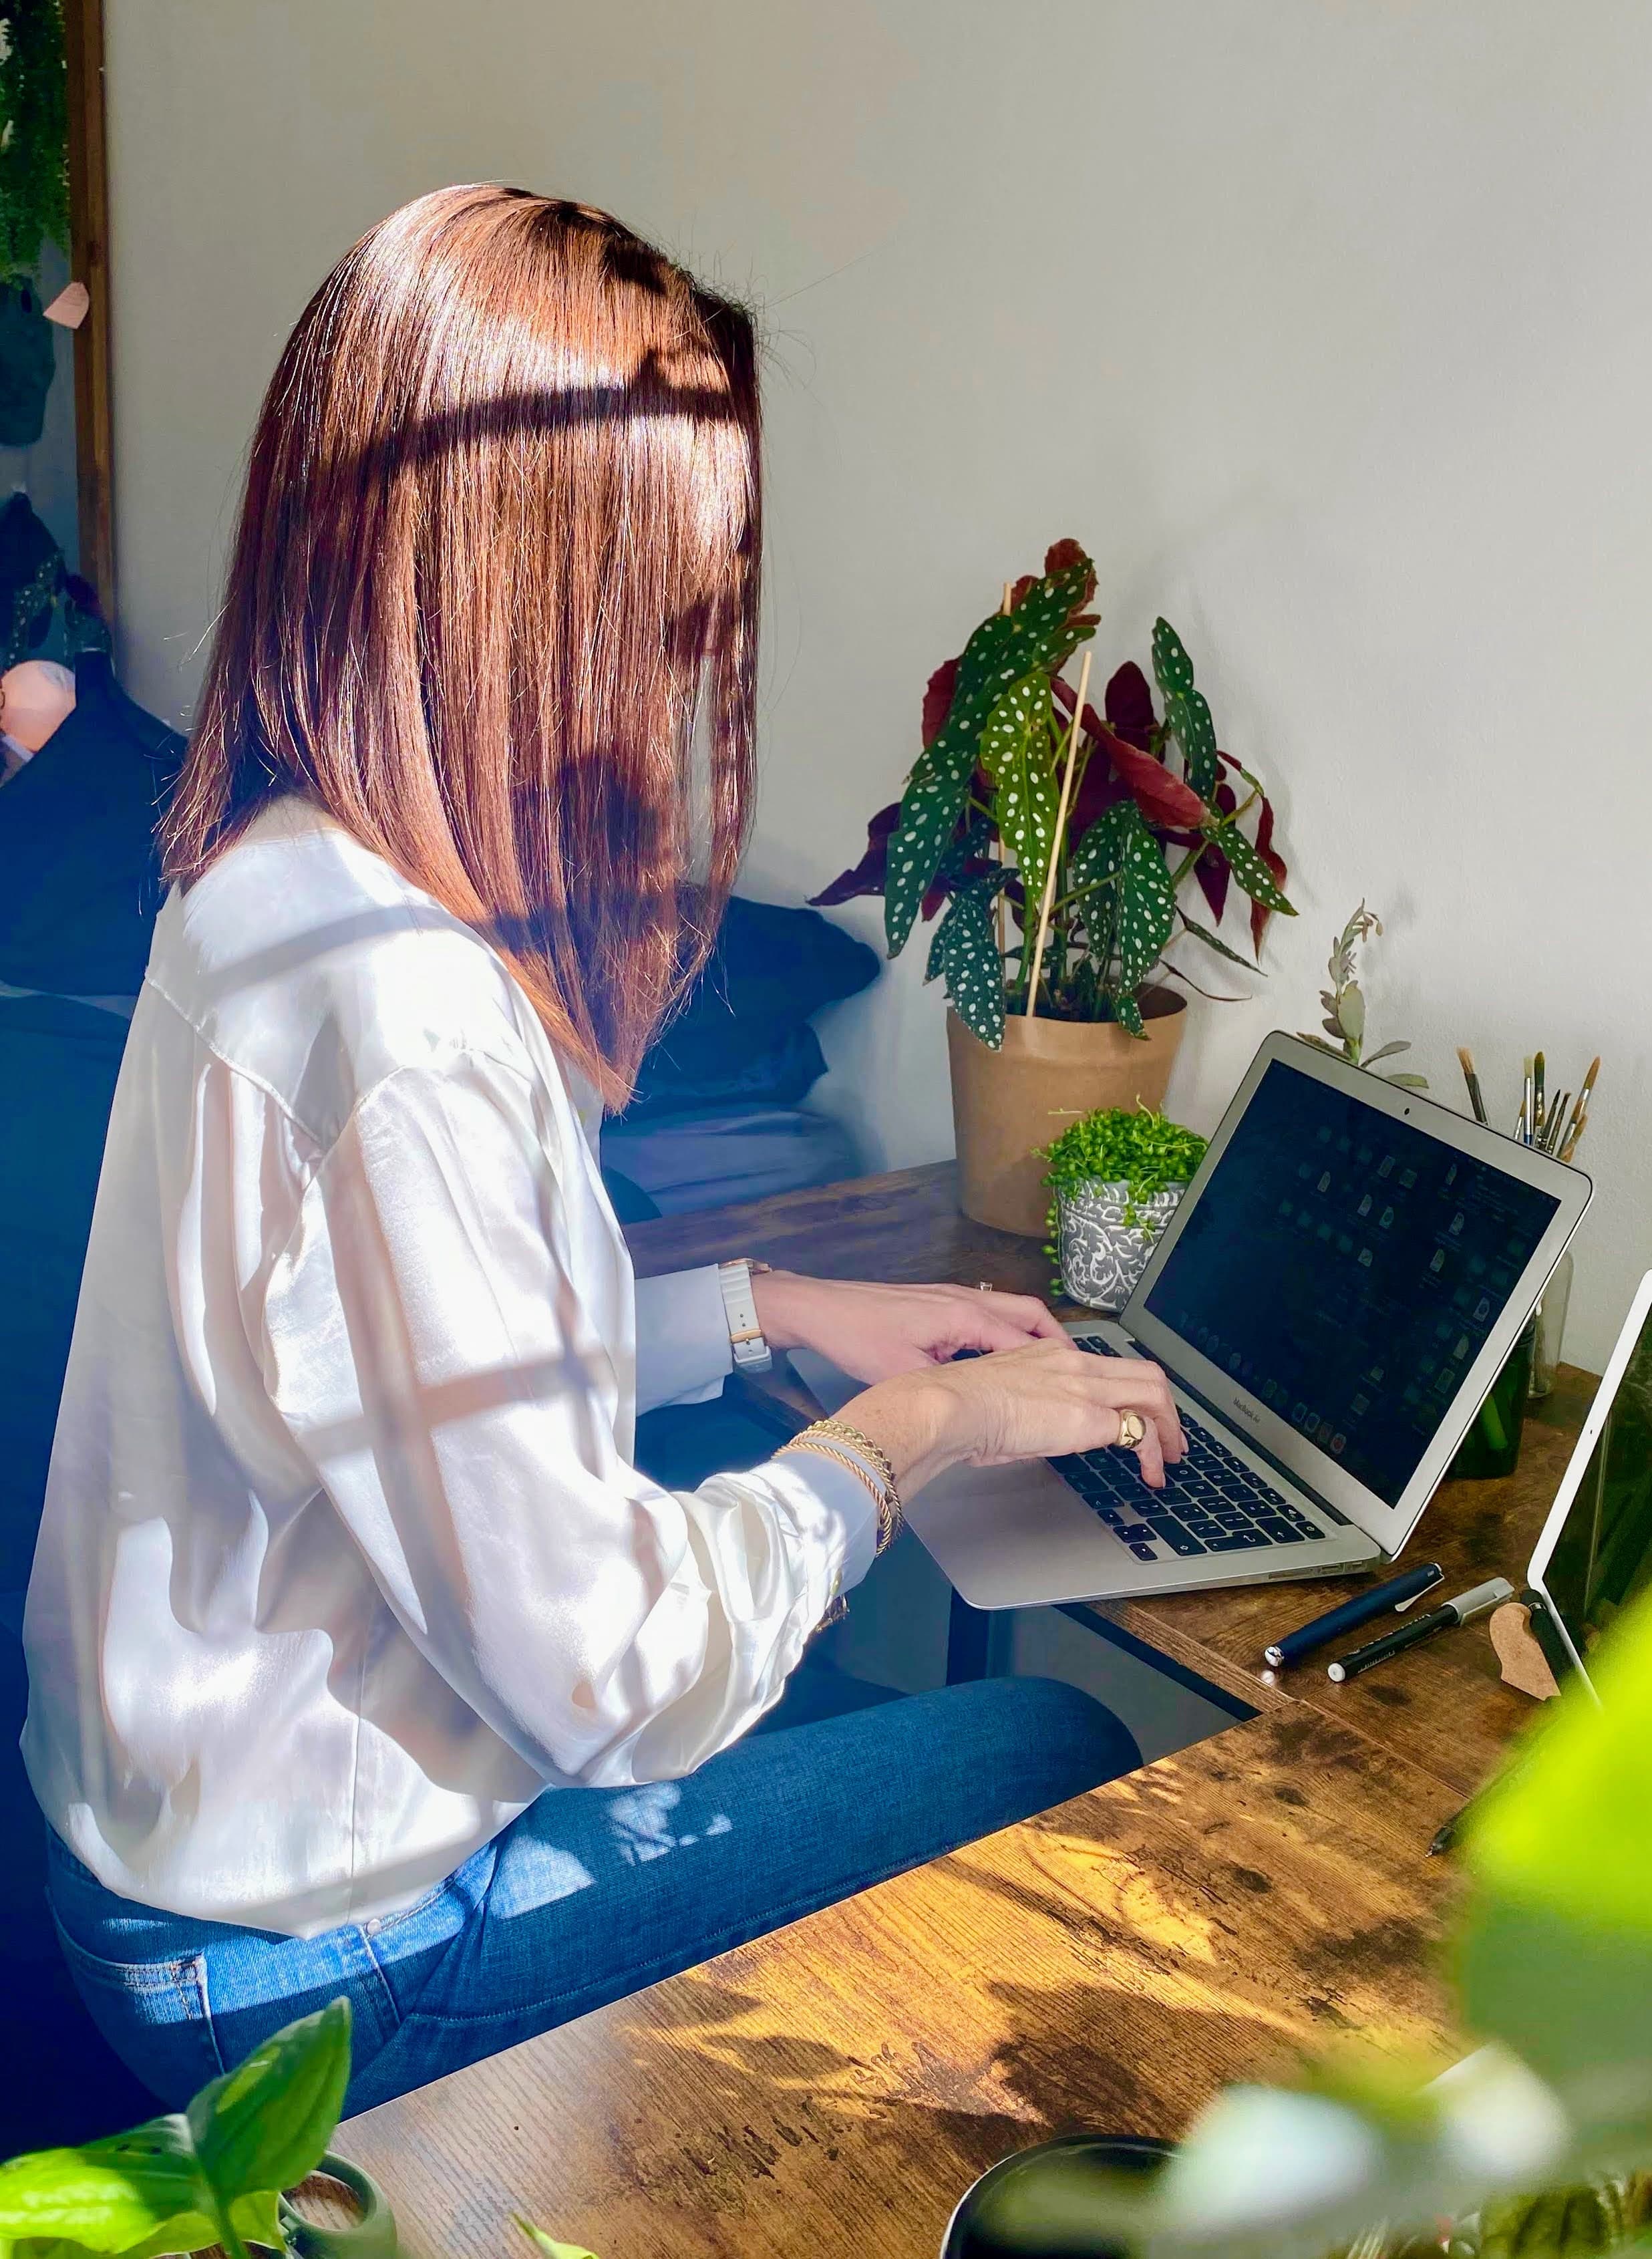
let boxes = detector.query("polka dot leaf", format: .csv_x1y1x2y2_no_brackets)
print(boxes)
1151,617,1219,800
1067,800,1176,996
884,555,1096,956
981,670,1058,913
924,869,1010,1048
1206,820,1295,915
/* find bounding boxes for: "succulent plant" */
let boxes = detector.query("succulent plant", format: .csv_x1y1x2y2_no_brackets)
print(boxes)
1297,903,1428,1088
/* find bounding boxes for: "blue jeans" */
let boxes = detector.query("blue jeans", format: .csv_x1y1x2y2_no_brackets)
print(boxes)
47,1673,1138,2118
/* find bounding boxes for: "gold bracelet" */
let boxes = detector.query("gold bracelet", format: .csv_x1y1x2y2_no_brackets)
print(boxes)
778,1421,904,1555
796,1418,901,1508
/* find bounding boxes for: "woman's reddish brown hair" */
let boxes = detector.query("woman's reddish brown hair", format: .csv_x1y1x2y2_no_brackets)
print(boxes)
164,184,762,1108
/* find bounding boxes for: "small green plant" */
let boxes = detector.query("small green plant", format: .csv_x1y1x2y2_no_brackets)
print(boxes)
0,1998,601,2259
0,2000,353,2259
1039,1106,1208,1279
1298,903,1428,1088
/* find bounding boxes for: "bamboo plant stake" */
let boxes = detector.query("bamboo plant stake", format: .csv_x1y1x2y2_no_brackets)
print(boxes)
1024,646,1092,1016
995,581,1014,960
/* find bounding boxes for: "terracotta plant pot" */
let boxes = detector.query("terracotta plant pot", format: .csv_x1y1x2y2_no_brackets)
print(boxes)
947,991,1188,1239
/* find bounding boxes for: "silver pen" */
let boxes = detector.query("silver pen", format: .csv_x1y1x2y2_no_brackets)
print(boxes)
1327,1577,1514,1683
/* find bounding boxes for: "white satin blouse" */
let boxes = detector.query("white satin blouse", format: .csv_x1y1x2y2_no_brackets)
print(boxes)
21,800,875,1938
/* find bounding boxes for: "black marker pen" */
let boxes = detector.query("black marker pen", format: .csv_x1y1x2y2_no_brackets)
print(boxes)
1327,1577,1514,1683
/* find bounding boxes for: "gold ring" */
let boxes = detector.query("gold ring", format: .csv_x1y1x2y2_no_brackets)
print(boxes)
1117,1411,1147,1450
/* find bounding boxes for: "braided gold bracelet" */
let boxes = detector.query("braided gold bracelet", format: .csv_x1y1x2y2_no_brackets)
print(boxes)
778,1418,904,1554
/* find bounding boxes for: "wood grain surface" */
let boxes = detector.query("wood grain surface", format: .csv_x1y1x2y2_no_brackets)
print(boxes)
339,1711,1466,2259
338,1163,1589,2259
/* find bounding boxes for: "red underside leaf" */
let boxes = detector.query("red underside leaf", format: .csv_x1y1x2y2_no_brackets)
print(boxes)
1250,796,1288,958
1098,726,1206,827
1051,674,1206,834
1069,756,1130,839
1104,661,1158,752
1197,779,1238,925
922,655,961,748
1007,539,1098,623
809,800,898,906
1042,536,1090,579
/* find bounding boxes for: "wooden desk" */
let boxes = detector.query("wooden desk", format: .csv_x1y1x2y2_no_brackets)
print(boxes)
338,1163,1588,2259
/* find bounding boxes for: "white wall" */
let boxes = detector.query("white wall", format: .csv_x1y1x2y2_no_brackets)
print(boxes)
104,1,1652,1368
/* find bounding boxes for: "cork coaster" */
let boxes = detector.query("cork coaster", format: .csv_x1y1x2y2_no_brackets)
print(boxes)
1490,1601,1561,1701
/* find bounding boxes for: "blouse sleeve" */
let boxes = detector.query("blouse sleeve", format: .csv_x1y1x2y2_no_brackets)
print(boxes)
259,1052,878,1787
633,1267,733,1412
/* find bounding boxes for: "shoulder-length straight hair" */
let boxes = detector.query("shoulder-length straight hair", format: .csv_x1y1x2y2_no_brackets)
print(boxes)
165,184,761,1109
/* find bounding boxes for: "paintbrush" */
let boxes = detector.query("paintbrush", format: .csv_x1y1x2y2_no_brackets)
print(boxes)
1542,1094,1572,1155
1457,1047,1488,1126
1533,1051,1546,1140
1519,1058,1534,1145
1556,1057,1601,1163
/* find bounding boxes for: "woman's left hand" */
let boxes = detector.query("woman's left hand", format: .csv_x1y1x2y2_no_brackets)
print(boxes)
750,1268,1068,1384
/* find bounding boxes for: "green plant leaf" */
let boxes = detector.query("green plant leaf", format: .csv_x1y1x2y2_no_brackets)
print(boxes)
884,557,1094,955
1039,1106,1206,1210
1458,1586,1652,2155
1114,990,1144,1038
925,873,1008,1047
1385,1072,1430,1089
1364,1039,1412,1064
1339,982,1367,1046
1071,800,1174,995
0,2002,351,2259
1151,619,1219,798
1149,615,1196,696
1208,820,1297,915
188,1999,352,2233
516,2216,600,2259
0,2122,206,2256
981,671,1059,913
1476,2177,1652,2259
1176,910,1257,971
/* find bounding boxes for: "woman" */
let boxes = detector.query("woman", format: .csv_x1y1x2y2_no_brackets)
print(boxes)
23,187,1184,2115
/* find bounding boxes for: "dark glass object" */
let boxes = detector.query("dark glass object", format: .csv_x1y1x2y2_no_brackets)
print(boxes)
1450,1316,1538,1480
944,2134,1173,2259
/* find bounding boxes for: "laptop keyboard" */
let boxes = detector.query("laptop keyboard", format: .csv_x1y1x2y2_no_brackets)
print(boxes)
1051,1336,1329,1563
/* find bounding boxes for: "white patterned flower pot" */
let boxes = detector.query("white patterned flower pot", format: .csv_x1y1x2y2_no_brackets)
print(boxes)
1056,1179,1187,1314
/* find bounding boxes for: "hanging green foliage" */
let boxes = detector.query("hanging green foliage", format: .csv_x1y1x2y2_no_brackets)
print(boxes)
0,0,70,282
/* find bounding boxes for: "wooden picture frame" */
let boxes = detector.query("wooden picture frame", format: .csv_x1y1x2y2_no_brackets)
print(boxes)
63,0,113,621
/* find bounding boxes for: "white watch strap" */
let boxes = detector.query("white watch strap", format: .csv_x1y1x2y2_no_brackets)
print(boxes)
718,1259,772,1374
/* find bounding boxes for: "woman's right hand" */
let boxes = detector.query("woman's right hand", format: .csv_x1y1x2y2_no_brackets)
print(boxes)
840,1338,1188,1496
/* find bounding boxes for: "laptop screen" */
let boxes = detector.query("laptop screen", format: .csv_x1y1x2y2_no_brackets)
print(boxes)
1142,1059,1561,1506
1542,1304,1652,1666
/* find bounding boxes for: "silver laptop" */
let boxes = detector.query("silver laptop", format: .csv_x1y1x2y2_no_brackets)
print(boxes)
907,1032,1591,1606
1528,1269,1652,1698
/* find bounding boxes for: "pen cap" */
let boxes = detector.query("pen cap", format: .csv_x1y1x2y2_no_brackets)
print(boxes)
1450,1577,1516,1622
1393,1562,1446,1611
